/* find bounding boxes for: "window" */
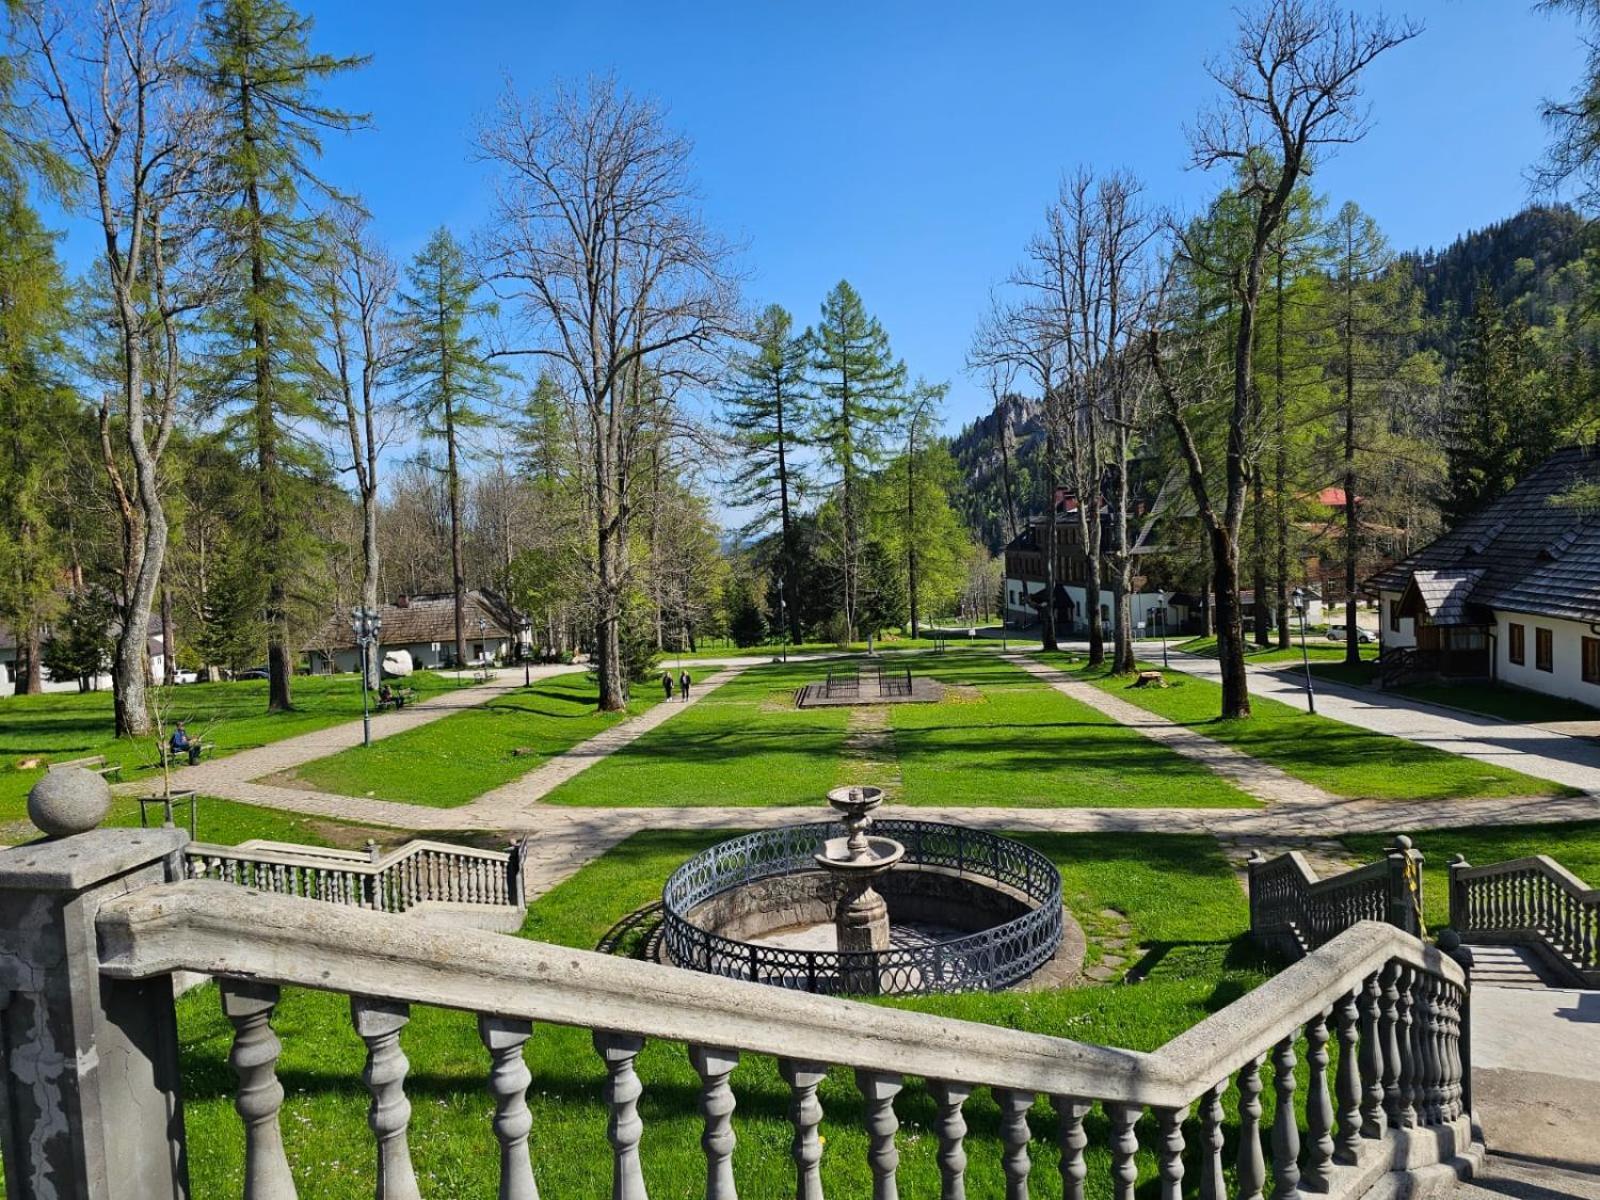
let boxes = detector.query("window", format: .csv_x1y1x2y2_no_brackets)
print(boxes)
1389,600,1401,633
1536,627,1554,673
1508,623,1525,666
1585,638,1600,685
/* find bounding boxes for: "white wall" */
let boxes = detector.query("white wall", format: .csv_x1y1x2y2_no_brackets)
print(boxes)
1380,590,1416,650
1495,612,1600,705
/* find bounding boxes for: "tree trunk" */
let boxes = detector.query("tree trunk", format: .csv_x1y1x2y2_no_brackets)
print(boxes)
907,432,920,639
1041,432,1059,653
1343,303,1361,667
15,626,41,695
160,585,175,686
446,394,467,668
1110,422,1135,674
1210,526,1251,718
1274,253,1291,650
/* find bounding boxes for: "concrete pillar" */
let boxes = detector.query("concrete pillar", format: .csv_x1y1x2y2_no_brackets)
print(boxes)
0,827,191,1199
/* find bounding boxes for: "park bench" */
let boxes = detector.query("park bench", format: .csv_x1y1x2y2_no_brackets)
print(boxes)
376,686,416,712
49,754,122,781
471,668,493,684
157,740,212,769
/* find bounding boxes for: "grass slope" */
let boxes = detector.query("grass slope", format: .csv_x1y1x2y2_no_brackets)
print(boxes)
0,672,470,824
176,827,1269,1199
1178,635,1378,664
286,670,696,808
1309,665,1600,725
1065,659,1566,802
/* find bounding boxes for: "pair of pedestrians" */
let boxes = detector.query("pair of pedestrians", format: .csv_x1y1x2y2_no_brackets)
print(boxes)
661,669,692,702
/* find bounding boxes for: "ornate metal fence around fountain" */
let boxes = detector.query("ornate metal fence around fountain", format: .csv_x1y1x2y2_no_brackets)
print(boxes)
660,820,1063,994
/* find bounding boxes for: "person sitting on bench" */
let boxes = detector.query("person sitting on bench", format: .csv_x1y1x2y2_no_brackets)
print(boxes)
170,721,201,766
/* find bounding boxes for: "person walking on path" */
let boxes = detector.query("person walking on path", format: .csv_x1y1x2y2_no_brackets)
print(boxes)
661,670,674,701
679,670,691,702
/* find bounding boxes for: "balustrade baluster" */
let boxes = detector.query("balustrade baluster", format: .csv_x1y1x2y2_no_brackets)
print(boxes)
1196,1083,1226,1200
1424,974,1447,1125
1270,1035,1300,1200
855,1070,902,1200
1357,972,1385,1137
1304,1010,1334,1191
994,1088,1034,1200
1237,1055,1267,1200
351,997,421,1199
479,1015,538,1200
1334,990,1362,1164
692,1046,740,1200
1053,1096,1092,1200
595,1032,649,1200
1379,962,1401,1125
779,1058,827,1200
221,979,297,1200
1396,966,1418,1128
1108,1103,1141,1200
1156,1105,1187,1200
928,1080,971,1200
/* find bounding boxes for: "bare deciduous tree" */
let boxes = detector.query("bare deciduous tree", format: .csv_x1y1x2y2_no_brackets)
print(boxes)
478,76,738,709
1152,0,1419,718
22,0,216,735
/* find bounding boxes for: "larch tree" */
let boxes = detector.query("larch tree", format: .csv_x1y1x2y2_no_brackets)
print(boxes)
393,228,499,668
195,0,366,712
809,281,906,643
478,77,736,711
23,0,213,735
901,379,947,639
723,303,810,645
1152,0,1418,719
313,207,395,688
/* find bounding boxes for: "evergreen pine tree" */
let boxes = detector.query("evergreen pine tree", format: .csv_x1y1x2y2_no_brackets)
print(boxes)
196,0,367,711
393,227,500,666
724,304,810,644
809,281,905,641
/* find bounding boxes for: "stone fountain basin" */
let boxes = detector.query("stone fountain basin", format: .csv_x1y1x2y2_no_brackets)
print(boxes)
814,836,905,874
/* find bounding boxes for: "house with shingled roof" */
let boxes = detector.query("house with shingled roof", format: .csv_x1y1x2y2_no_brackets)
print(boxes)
303,589,530,674
1369,445,1600,702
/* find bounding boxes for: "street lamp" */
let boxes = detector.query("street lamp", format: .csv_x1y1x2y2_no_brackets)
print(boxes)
1292,587,1316,715
777,575,788,663
1157,589,1169,670
518,616,533,686
349,605,383,747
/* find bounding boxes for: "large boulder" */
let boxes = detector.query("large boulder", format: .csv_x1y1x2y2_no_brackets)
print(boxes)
28,767,112,838
380,649,414,679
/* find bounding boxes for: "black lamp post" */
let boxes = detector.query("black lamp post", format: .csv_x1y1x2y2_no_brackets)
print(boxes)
1292,586,1316,714
519,616,533,686
350,606,382,747
1157,590,1169,670
777,576,788,663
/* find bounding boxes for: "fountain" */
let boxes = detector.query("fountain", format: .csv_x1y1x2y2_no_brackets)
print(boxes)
656,787,1079,996
814,785,904,956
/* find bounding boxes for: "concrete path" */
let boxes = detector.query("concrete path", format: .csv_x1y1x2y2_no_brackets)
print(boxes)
1015,656,1334,807
1169,650,1600,795
118,664,585,798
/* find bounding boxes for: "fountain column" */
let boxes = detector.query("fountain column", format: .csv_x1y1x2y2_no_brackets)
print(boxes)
815,786,904,989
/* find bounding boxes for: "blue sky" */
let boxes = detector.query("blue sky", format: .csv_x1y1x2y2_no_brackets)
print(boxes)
54,1,1590,435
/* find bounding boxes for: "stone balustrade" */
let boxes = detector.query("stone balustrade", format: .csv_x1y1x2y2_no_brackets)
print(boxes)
1449,853,1600,986
184,835,526,914
1249,840,1424,959
0,827,1478,1200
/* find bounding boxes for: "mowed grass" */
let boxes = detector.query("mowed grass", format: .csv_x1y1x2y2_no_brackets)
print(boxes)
891,655,1258,808
1061,658,1568,802
286,670,695,808
542,660,852,807
1342,820,1600,930
1309,665,1600,725
176,828,1271,1199
0,672,472,825
1178,634,1378,664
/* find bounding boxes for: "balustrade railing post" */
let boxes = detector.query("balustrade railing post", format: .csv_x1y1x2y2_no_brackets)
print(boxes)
0,827,191,1200
351,997,421,1200
595,1031,649,1200
1438,931,1474,1121
1448,855,1471,933
779,1058,827,1200
1358,972,1386,1138
1237,1055,1267,1200
479,1015,539,1200
1270,1035,1301,1200
1333,990,1363,1164
1246,850,1266,942
1107,1102,1142,1200
929,1079,971,1200
1053,1096,1092,1200
1156,1105,1188,1200
856,1069,902,1200
222,978,298,1199
1385,836,1423,936
1303,1010,1334,1192
994,1088,1035,1200
692,1046,741,1200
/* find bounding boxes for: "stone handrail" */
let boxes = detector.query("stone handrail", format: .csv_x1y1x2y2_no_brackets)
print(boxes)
184,835,525,914
1449,853,1600,986
86,873,1472,1200
1249,841,1423,959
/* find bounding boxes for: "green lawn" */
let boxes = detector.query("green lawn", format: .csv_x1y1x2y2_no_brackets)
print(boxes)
1061,658,1567,802
0,672,472,825
285,670,696,807
889,655,1258,809
1177,635,1378,664
542,660,853,807
1342,820,1600,930
176,827,1270,1199
670,635,1036,661
1308,665,1600,725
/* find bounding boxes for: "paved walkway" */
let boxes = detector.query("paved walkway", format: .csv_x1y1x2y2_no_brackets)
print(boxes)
1015,656,1334,807
1169,650,1600,794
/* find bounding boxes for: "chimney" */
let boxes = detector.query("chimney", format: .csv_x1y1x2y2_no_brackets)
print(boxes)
395,595,409,609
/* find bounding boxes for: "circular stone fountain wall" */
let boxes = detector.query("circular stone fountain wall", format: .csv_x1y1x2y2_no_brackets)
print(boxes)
660,820,1068,995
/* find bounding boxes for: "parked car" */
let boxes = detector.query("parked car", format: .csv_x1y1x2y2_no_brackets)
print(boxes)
235,665,270,680
170,669,199,685
1325,625,1377,644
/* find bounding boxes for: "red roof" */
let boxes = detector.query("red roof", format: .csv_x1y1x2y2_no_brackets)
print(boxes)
1317,487,1360,507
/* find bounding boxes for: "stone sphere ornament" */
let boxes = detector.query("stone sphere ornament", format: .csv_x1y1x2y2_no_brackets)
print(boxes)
28,767,112,838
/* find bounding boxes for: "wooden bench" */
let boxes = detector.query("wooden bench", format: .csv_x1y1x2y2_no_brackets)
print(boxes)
376,686,416,712
471,669,493,684
49,755,122,781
